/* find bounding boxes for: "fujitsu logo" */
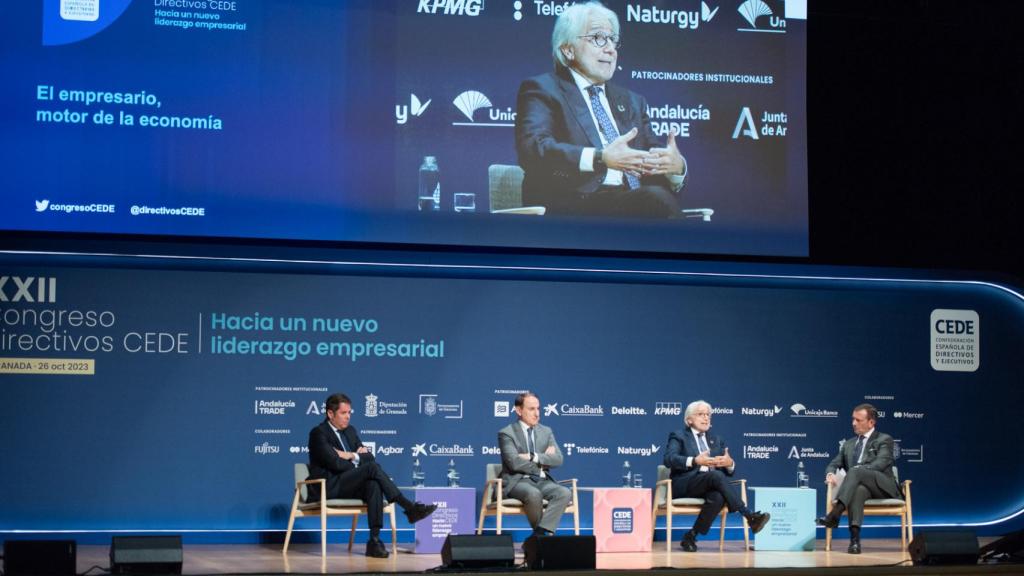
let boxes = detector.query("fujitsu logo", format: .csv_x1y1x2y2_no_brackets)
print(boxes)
0,276,57,303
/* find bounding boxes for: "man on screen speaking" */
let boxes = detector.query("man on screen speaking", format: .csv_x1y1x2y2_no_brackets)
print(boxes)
515,1,687,218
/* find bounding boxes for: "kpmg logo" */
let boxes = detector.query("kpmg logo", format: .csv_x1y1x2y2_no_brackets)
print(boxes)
419,394,463,419
364,394,408,417
617,444,661,457
654,402,682,416
35,200,50,212
789,403,838,418
737,0,785,32
453,90,515,126
625,2,718,30
0,276,57,303
563,443,609,456
254,442,280,455
396,94,431,125
741,405,782,417
417,0,484,16
494,401,510,418
254,400,295,415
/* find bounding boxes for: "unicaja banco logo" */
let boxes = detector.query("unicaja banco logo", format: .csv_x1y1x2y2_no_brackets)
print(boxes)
453,90,491,122
737,0,772,27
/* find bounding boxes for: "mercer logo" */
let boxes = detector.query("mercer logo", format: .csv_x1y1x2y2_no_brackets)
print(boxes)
417,0,484,16
0,276,57,303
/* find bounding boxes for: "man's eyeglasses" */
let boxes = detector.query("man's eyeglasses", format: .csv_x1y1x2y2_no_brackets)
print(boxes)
578,33,621,49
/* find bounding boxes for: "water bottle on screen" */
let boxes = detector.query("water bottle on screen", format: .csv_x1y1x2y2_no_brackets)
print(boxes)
418,156,440,211
447,458,459,487
622,460,632,488
412,457,425,487
797,460,809,488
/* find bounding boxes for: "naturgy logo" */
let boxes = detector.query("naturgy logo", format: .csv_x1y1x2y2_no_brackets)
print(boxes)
0,276,57,303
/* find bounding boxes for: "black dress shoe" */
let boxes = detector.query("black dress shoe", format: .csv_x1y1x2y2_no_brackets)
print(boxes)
404,502,438,524
747,511,770,534
679,535,698,552
815,516,839,529
365,537,389,558
847,540,861,554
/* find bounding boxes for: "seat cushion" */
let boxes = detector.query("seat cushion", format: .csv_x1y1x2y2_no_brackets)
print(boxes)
669,498,707,506
299,499,368,510
865,499,905,506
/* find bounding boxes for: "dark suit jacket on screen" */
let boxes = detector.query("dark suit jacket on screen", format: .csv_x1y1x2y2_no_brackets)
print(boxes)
515,65,686,214
663,427,735,484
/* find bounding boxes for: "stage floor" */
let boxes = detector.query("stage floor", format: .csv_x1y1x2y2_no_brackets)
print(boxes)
73,538,947,574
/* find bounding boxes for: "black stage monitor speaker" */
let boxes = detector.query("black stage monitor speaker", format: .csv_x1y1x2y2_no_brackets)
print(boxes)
3,540,77,576
979,529,1024,562
110,535,183,574
909,530,979,566
440,534,515,569
523,534,596,570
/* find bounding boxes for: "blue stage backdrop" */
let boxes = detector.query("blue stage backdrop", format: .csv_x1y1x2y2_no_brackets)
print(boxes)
1,257,1022,540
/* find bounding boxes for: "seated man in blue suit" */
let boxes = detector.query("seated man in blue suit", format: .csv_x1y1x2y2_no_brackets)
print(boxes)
307,393,437,558
664,400,770,551
515,1,687,218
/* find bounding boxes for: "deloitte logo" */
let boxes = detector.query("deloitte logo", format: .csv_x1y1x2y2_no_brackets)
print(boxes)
452,90,515,127
789,403,838,418
612,406,647,415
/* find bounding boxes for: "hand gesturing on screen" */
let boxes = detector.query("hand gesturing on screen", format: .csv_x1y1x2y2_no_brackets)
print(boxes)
643,127,685,176
602,127,647,176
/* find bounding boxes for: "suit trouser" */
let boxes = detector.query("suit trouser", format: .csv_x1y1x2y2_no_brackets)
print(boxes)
672,470,745,536
329,462,403,530
507,476,571,533
833,467,901,527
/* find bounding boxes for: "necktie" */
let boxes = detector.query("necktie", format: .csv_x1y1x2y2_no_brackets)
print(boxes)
698,432,710,453
337,430,350,452
528,427,536,455
586,85,640,190
853,435,865,464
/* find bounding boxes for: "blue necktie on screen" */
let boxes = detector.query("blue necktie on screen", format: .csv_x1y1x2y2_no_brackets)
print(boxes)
854,435,865,464
698,432,710,453
586,85,640,190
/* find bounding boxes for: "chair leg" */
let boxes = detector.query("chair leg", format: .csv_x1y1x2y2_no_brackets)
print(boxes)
283,489,301,553
348,515,358,551
320,507,328,557
825,526,832,552
496,510,502,535
665,511,672,554
742,515,750,551
389,505,398,554
573,507,580,535
718,509,727,552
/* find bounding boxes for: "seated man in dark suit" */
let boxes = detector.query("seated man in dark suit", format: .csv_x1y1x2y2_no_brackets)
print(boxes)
664,400,770,551
515,1,688,218
815,403,903,554
307,393,437,558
